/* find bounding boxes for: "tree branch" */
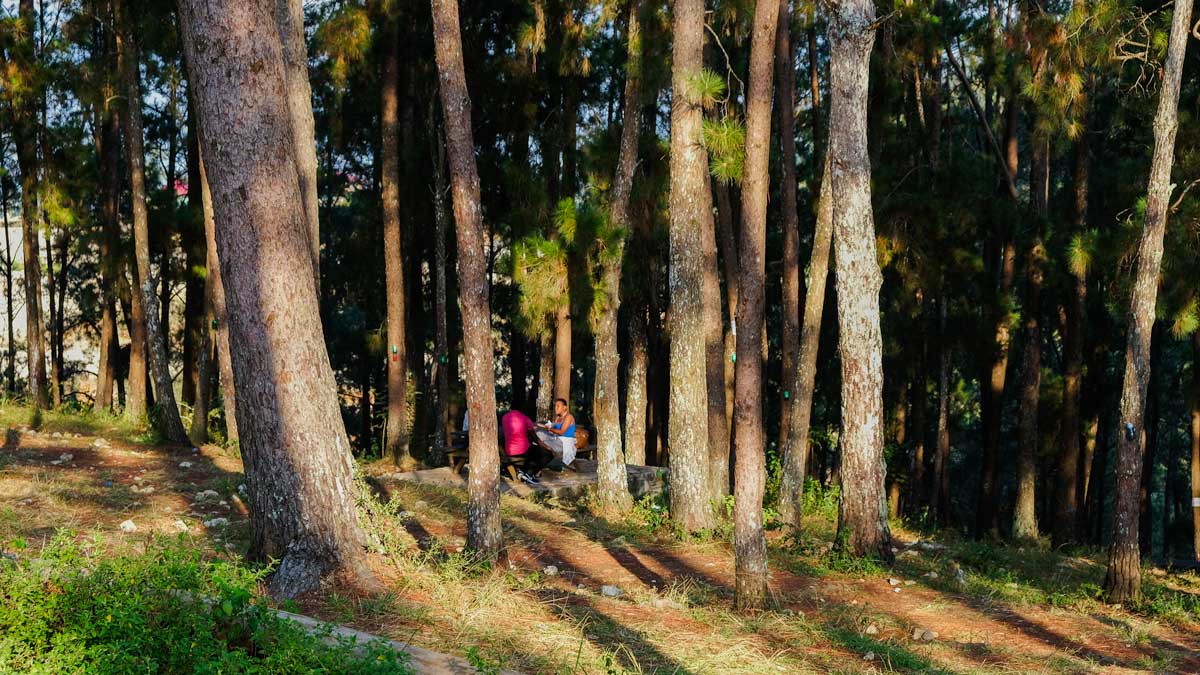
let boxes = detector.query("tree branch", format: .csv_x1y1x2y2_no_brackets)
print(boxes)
943,36,1019,201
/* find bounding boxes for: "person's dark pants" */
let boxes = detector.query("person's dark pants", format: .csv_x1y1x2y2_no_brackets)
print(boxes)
511,444,554,475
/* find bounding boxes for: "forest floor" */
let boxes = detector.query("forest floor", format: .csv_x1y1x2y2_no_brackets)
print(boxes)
2,408,1200,674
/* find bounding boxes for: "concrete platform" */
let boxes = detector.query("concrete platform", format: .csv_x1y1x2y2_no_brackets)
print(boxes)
380,459,664,502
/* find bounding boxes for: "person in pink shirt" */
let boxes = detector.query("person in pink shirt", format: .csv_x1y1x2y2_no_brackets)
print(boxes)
501,410,551,484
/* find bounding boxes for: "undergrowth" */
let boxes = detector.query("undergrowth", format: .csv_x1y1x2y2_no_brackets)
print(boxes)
0,532,412,674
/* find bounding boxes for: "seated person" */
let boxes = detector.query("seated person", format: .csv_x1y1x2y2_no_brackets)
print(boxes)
535,398,577,465
501,409,552,485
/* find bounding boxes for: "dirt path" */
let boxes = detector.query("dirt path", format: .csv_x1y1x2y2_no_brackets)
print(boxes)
3,425,1199,674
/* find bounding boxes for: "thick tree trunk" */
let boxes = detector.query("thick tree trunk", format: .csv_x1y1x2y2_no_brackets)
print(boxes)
15,0,46,410
1055,117,1090,546
198,156,239,445
431,0,503,558
1104,0,1192,604
829,0,891,560
537,333,554,420
732,0,778,611
117,15,188,443
592,0,643,514
976,91,1020,539
666,0,714,532
1013,141,1048,541
380,20,411,466
714,180,738,443
931,297,951,524
779,159,831,526
432,129,451,449
624,306,648,466
777,0,800,450
1140,329,1164,556
702,176,729,503
554,306,571,403
178,0,374,596
45,233,59,407
276,0,320,287
190,265,215,444
1191,330,1200,561
95,96,120,413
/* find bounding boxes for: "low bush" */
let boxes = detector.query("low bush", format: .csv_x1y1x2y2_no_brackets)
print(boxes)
0,533,412,674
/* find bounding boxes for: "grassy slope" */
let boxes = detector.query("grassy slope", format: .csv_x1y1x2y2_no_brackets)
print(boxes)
1,403,1199,674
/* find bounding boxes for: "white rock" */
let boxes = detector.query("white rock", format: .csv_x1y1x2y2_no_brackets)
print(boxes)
864,652,876,661
600,585,623,598
178,461,193,469
194,490,221,503
887,577,901,586
904,580,916,586
542,565,559,577
173,519,189,532
924,571,939,579
865,624,879,635
203,517,229,528
237,484,247,494
892,588,902,594
414,500,428,510
119,519,137,533
650,597,684,611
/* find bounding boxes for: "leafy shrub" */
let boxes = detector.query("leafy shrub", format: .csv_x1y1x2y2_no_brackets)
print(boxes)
0,532,412,674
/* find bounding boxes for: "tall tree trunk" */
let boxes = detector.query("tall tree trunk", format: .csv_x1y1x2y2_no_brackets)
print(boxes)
702,176,729,502
276,0,320,287
666,0,714,532
182,96,206,408
624,305,648,465
931,296,951,524
779,159,831,526
14,0,46,410
593,0,644,514
829,0,891,560
431,125,451,449
200,156,238,445
178,0,374,597
431,0,503,558
1140,328,1164,556
122,253,149,420
45,233,59,407
806,8,822,178
1056,111,1090,546
1013,140,1048,541
908,328,928,515
554,306,571,403
95,93,120,413
1,155,16,396
1104,0,1192,604
732,0,778,611
190,262,215,444
714,180,738,445
777,0,800,450
976,91,1020,538
380,18,411,466
117,13,188,443
1191,330,1200,561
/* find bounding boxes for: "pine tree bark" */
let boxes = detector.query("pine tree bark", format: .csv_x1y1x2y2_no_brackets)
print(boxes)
779,159,831,526
45,233,60,408
1013,140,1048,541
828,0,891,559
117,13,188,443
537,332,554,420
200,156,238,445
1104,0,1192,604
701,175,728,502
624,305,648,466
431,0,503,558
276,0,320,287
732,0,779,610
593,0,644,514
1,176,14,396
714,180,738,444
380,19,411,467
931,296,951,524
14,0,46,410
178,0,374,596
777,0,800,450
431,126,451,449
190,262,215,444
1055,113,1090,546
182,96,206,408
1191,330,1199,561
95,87,120,413
666,0,714,532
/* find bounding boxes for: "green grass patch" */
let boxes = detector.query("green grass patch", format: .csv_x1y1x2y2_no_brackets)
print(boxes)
0,532,413,674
